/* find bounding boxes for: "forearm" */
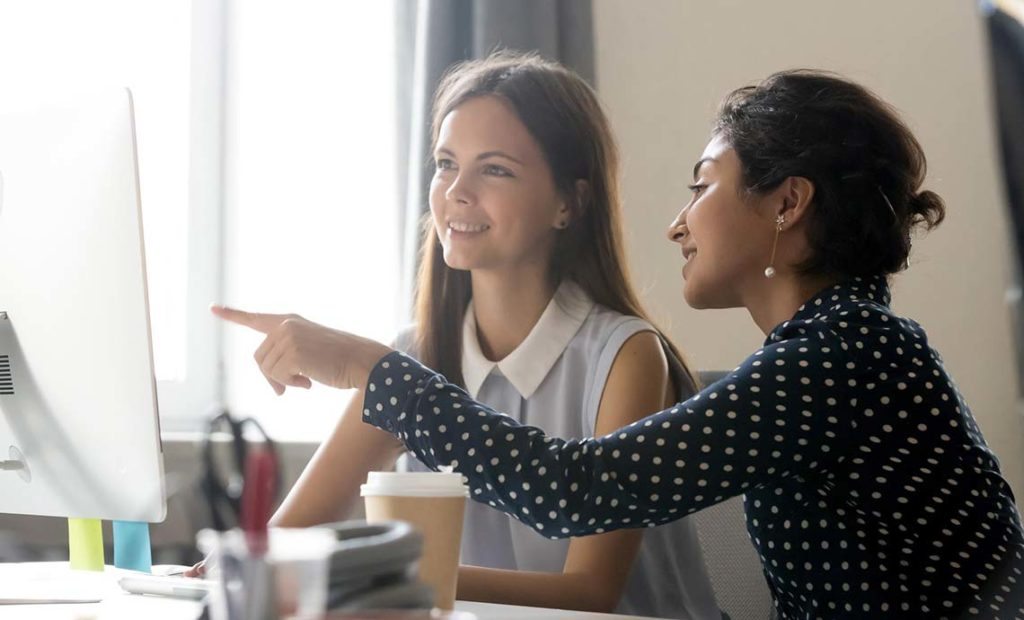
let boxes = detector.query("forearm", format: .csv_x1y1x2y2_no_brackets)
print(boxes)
271,447,363,528
362,352,676,536
272,392,403,527
457,565,619,613
363,346,848,536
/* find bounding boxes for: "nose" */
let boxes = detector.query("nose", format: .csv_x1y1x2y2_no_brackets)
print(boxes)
667,207,688,243
445,171,473,205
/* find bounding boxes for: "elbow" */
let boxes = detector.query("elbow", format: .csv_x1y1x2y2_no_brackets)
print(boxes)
588,595,621,614
557,571,623,613
568,588,620,614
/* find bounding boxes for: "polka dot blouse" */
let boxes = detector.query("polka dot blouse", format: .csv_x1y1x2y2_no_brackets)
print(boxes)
363,276,1024,618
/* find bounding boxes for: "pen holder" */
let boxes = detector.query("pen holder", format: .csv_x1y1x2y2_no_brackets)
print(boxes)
199,527,335,620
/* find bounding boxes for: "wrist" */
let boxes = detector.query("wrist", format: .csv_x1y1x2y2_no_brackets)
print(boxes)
351,338,393,390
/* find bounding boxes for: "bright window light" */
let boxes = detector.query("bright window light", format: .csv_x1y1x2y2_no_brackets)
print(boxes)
0,1,191,382
222,1,400,440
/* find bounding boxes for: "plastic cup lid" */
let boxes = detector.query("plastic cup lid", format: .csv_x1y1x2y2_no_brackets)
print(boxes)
360,469,469,498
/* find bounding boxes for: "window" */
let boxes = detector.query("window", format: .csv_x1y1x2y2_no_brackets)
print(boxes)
0,0,202,416
0,1,401,439
221,1,400,440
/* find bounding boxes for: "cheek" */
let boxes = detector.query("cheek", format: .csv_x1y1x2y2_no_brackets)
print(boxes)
689,209,744,282
428,180,447,224
428,175,445,207
687,206,714,256
693,201,744,255
510,208,557,247
515,190,561,232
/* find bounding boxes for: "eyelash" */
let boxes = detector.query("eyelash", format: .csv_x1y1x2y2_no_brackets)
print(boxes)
482,164,513,177
433,160,513,178
687,183,707,196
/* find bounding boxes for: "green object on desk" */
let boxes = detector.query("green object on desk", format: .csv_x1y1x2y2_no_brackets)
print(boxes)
67,518,104,571
113,520,152,572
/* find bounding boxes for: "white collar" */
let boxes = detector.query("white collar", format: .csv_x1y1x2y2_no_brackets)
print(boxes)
461,281,595,399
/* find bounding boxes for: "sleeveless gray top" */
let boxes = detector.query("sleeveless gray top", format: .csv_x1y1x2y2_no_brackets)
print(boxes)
397,281,720,619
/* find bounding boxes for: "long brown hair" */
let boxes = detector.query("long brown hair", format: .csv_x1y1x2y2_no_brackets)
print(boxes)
414,50,695,391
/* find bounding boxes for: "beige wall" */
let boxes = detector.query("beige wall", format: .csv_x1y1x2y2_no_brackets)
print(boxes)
593,0,1024,501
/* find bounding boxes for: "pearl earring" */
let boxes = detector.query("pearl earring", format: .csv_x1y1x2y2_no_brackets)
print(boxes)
764,215,785,279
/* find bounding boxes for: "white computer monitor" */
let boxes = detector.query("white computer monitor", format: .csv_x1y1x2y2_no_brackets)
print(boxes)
0,88,166,522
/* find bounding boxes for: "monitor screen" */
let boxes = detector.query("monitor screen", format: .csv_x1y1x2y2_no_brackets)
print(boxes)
0,88,165,522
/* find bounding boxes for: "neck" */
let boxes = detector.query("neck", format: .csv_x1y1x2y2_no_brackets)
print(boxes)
470,267,557,361
744,271,840,336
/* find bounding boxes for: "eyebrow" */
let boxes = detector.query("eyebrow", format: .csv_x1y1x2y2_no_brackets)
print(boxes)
435,147,524,166
692,157,716,181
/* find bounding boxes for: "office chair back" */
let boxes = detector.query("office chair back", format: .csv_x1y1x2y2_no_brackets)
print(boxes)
694,371,774,620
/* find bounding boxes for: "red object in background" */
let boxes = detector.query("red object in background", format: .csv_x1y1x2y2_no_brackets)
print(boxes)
240,448,277,555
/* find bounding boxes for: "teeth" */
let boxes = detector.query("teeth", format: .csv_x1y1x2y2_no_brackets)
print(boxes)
449,221,491,233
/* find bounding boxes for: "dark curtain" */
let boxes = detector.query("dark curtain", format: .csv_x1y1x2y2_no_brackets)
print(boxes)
983,2,1024,393
393,0,594,317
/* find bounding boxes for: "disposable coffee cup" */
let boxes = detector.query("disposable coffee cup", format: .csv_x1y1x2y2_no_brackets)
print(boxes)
360,471,468,610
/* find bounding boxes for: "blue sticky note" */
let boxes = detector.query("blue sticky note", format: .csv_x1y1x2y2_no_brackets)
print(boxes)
113,520,152,573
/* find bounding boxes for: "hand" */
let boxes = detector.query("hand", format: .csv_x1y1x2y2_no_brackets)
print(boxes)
210,305,393,394
182,559,206,578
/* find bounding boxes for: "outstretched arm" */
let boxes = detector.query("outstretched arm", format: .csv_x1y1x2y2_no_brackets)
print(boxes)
362,337,852,537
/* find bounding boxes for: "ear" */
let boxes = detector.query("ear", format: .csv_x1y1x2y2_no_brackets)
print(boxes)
553,180,590,229
775,176,815,228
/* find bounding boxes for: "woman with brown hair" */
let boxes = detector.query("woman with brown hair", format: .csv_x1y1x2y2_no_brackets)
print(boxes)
214,52,719,618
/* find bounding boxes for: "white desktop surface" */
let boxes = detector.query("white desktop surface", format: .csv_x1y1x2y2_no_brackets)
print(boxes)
0,563,659,620
0,562,202,618
456,601,659,620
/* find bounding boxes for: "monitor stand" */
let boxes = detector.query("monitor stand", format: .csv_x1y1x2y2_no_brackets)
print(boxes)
0,314,153,573
1,450,152,573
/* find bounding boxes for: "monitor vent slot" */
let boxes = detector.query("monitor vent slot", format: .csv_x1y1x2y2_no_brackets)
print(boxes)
0,355,13,395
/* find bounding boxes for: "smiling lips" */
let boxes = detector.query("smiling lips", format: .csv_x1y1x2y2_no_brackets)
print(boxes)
681,246,696,278
448,220,491,233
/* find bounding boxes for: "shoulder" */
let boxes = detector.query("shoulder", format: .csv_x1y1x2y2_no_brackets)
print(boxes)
391,323,419,356
567,304,662,380
583,304,693,394
605,330,670,386
583,307,669,413
576,304,655,351
592,329,671,432
772,284,924,372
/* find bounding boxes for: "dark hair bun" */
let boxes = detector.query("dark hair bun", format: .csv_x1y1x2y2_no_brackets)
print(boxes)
716,70,946,277
908,189,946,231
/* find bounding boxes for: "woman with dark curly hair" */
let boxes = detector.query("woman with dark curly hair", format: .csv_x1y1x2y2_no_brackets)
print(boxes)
219,70,1024,618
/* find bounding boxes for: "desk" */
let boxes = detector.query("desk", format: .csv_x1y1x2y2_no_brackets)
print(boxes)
0,563,659,620
456,602,658,620
0,562,202,619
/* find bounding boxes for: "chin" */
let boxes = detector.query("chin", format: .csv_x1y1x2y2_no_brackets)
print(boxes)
443,257,471,271
683,293,710,310
681,283,707,309
440,247,471,271
683,280,734,310
442,252,493,273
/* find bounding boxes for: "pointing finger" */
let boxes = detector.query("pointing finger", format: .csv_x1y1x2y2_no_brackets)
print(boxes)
211,305,291,334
